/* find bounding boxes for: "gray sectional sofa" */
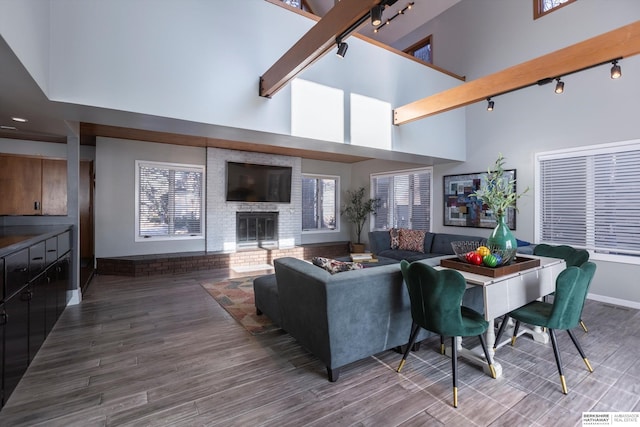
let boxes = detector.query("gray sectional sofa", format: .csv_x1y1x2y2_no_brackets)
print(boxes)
368,230,486,262
253,232,486,382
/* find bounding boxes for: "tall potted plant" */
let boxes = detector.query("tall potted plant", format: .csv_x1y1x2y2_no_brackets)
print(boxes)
472,153,528,250
341,187,381,253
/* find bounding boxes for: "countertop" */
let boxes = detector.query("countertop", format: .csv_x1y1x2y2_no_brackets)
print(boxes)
0,225,72,258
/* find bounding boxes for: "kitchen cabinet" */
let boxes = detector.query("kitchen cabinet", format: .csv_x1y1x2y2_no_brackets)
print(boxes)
0,154,67,216
0,228,72,407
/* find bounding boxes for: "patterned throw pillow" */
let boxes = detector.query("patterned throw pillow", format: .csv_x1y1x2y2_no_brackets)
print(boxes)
398,229,426,253
311,257,364,274
389,228,400,250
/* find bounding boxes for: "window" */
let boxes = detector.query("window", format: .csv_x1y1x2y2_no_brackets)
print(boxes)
136,161,204,241
404,36,432,64
534,0,576,19
302,174,339,232
536,140,640,263
280,0,313,13
371,168,432,231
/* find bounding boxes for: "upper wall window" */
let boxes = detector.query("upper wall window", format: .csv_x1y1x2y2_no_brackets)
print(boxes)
302,174,339,232
534,0,577,19
404,36,433,64
281,0,313,13
135,160,204,241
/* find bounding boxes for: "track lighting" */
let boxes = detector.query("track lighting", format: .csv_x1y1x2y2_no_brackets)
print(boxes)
611,60,622,79
554,78,564,94
487,98,494,111
371,5,383,26
373,2,414,33
336,41,348,58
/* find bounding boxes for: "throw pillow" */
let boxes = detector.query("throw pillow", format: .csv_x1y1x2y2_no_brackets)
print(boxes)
312,256,364,274
398,229,426,253
389,228,400,250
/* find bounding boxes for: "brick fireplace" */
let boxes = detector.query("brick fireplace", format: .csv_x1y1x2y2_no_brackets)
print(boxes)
206,148,302,252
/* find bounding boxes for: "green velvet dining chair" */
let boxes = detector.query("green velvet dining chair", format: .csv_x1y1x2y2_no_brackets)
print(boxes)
533,243,590,332
494,261,597,395
400,260,445,355
397,261,496,408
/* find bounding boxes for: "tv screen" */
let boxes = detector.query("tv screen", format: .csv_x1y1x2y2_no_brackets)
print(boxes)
226,162,292,203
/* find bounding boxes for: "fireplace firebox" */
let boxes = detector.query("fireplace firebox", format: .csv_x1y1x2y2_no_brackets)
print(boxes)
236,212,278,248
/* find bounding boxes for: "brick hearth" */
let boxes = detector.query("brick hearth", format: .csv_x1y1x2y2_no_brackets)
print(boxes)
96,241,351,277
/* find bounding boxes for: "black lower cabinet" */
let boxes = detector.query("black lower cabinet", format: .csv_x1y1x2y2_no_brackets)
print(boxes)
2,287,30,407
29,278,47,362
0,231,72,408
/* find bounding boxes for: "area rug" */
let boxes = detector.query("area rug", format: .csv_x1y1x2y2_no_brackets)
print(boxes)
200,275,279,335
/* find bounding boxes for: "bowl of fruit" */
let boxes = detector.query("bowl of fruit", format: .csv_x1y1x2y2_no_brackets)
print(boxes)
450,241,516,267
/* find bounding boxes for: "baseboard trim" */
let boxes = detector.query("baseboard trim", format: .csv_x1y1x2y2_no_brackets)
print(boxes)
587,293,640,310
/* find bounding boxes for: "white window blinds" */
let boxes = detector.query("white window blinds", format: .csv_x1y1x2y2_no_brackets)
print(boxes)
302,175,338,231
137,161,204,239
371,168,432,231
537,141,640,257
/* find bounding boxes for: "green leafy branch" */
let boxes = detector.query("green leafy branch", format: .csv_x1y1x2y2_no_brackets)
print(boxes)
472,153,529,217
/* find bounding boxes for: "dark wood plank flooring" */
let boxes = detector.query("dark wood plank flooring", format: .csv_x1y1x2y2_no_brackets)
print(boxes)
1,268,639,426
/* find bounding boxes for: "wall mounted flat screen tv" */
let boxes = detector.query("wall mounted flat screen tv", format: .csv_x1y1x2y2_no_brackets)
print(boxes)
226,162,292,203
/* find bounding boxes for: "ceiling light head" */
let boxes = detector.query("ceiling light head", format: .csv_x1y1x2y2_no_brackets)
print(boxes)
487,98,494,111
11,117,28,123
611,60,622,79
371,5,383,26
336,41,348,58
555,78,564,94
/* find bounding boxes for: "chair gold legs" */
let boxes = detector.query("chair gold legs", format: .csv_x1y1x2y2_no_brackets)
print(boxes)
567,329,594,373
453,386,458,408
580,319,588,333
560,375,568,394
440,335,445,355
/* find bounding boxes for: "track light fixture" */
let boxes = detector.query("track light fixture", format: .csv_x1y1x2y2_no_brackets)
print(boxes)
336,40,348,58
371,5,383,26
610,60,622,79
487,98,494,111
373,2,414,34
554,78,564,94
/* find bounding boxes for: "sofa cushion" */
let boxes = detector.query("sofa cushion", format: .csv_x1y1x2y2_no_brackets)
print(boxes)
312,256,364,274
398,229,426,252
390,228,400,249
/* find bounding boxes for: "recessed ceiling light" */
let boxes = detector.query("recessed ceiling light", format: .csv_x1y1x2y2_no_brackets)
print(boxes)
11,117,28,123
1,125,18,130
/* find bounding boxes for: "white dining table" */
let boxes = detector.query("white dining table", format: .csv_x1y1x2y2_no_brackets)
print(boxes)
432,254,566,378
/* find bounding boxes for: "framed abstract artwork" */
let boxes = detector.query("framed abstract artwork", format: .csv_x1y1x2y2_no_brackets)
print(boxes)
443,170,517,229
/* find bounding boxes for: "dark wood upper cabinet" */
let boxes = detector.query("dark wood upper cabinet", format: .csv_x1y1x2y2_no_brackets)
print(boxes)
0,155,68,216
0,155,42,215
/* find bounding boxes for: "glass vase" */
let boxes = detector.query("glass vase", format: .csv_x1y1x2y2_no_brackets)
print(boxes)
487,214,517,251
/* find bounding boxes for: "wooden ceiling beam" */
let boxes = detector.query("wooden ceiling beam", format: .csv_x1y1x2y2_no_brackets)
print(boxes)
260,0,382,98
393,20,640,125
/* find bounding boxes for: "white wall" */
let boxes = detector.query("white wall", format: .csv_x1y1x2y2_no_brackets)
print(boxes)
0,0,51,94
95,138,206,258
386,0,640,306
0,0,467,161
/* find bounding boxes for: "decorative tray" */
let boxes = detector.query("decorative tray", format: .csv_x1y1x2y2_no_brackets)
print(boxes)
440,256,541,278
